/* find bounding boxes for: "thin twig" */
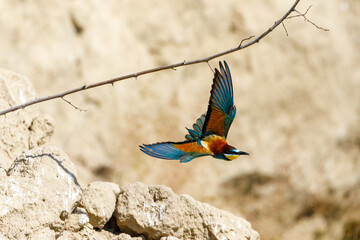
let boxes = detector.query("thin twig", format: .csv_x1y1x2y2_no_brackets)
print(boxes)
207,61,214,73
294,9,329,31
282,22,289,36
287,5,313,19
287,5,329,31
61,97,87,112
238,35,255,47
0,0,301,116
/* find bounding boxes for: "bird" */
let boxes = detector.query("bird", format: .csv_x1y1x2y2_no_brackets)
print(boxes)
139,61,249,163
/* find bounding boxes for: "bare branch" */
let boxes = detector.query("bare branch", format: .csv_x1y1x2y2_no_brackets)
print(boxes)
0,0,303,116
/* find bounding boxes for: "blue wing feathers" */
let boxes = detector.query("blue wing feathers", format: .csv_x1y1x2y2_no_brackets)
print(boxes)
202,61,236,137
140,142,185,160
185,128,198,140
196,116,204,127
193,123,201,133
185,113,206,140
220,61,232,98
211,66,234,114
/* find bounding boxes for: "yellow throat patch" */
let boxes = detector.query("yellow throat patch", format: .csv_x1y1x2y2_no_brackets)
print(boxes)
224,153,240,161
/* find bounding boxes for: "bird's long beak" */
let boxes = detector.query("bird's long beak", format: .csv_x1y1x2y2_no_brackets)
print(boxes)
237,151,249,155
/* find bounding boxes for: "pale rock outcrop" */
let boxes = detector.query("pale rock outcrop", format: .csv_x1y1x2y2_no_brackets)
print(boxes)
115,182,260,240
0,146,82,239
160,237,181,240
0,68,54,170
118,233,135,240
57,227,146,240
64,207,89,232
81,181,120,229
28,227,56,240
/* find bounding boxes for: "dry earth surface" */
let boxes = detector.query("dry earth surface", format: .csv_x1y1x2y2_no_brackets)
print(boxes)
1,0,360,239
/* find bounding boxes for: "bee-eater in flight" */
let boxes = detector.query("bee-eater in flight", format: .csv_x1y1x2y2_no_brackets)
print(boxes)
140,61,249,163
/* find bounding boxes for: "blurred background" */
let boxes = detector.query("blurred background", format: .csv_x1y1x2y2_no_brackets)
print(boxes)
1,0,359,239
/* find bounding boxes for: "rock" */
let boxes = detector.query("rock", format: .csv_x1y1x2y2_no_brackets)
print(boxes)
0,166,6,177
0,68,54,170
0,233,10,240
118,233,146,240
64,207,89,232
28,114,55,149
0,68,35,110
28,227,56,240
58,226,136,240
132,236,146,240
81,181,120,229
118,233,133,240
160,237,180,240
115,182,259,240
0,146,82,239
57,231,82,240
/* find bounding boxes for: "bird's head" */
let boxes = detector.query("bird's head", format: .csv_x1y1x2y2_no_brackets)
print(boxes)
223,147,249,161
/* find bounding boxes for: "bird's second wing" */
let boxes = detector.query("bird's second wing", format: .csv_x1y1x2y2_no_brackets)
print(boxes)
139,140,210,163
202,61,236,138
185,113,206,141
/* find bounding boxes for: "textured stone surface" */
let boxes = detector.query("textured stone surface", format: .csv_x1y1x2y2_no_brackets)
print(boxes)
0,68,54,170
160,237,180,240
64,207,89,232
115,182,260,240
28,227,56,240
0,146,82,239
81,181,120,229
57,227,144,240
118,233,133,240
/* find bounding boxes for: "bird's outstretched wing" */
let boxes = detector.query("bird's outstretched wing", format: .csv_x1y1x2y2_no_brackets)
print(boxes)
139,140,210,163
202,61,236,138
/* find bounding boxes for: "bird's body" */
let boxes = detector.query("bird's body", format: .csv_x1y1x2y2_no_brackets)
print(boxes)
140,61,249,163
